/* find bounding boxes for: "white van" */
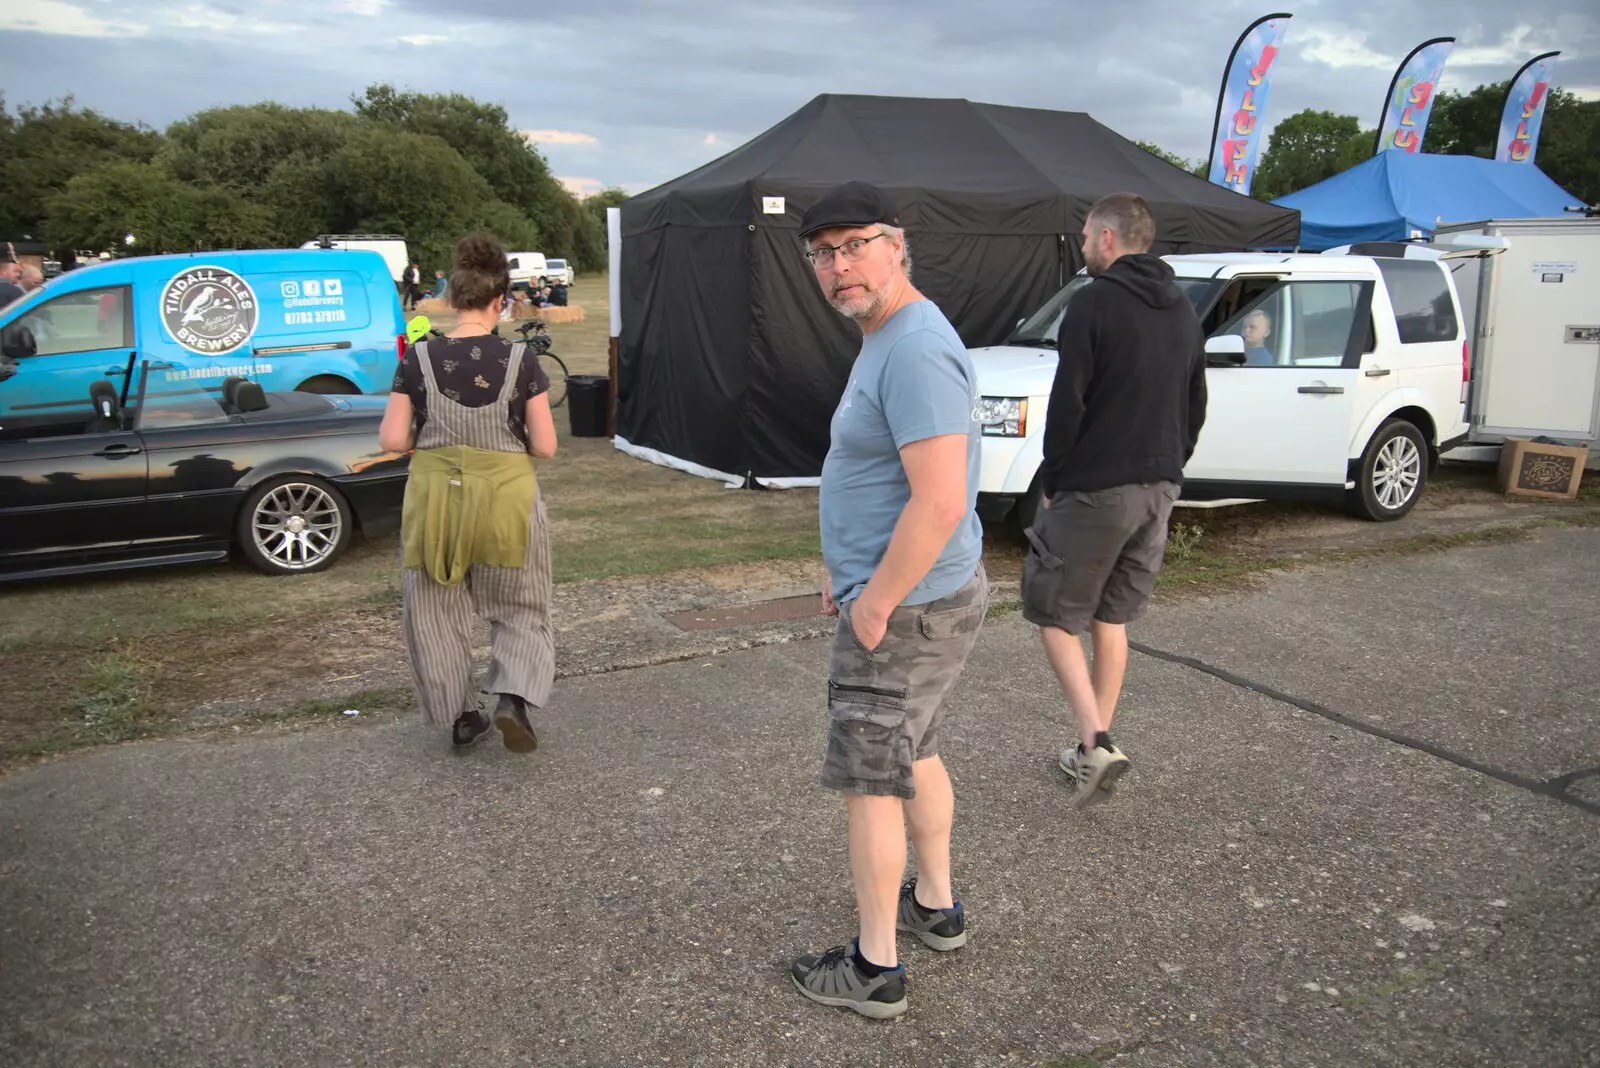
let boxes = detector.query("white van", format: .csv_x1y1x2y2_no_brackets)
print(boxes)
972,240,1500,528
300,234,408,283
507,252,549,287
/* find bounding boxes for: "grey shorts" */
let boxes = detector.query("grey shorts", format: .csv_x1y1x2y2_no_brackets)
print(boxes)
818,565,989,800
1020,482,1180,635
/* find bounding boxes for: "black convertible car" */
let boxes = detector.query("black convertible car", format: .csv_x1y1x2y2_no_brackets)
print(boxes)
0,361,409,583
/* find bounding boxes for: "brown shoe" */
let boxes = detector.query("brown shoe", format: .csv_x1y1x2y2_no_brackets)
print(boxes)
493,694,537,753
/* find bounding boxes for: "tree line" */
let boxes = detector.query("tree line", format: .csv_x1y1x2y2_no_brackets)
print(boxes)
1139,79,1598,206
0,84,630,276
4,77,1592,274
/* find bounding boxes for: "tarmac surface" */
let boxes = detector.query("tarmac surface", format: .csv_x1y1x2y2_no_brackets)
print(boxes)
2,527,1597,1066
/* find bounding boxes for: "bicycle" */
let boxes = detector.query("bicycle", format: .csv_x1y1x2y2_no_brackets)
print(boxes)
404,314,569,409
511,318,569,410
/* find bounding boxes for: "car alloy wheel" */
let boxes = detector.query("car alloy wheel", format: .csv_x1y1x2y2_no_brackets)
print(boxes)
251,481,344,571
1372,433,1422,513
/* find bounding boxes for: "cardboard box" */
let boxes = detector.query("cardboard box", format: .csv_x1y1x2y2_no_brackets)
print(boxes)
1498,437,1590,500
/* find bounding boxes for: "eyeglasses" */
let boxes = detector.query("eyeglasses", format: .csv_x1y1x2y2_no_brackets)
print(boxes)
804,232,888,268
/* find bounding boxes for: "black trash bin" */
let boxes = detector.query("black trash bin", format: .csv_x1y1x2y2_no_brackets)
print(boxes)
566,374,610,438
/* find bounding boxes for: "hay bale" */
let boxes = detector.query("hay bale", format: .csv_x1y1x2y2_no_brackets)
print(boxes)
509,302,584,324
412,298,582,326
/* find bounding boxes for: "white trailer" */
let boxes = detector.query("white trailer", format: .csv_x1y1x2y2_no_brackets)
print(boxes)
1438,216,1600,466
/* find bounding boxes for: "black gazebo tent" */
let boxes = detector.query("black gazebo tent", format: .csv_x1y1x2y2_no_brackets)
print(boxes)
617,93,1300,483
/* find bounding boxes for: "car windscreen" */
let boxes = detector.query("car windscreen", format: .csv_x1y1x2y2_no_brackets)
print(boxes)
1006,275,1222,346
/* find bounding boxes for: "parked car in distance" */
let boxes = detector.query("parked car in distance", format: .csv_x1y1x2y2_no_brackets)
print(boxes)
0,359,410,584
971,238,1501,529
542,258,575,285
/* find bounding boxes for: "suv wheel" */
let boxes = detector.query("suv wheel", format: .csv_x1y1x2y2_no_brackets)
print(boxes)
1348,420,1427,522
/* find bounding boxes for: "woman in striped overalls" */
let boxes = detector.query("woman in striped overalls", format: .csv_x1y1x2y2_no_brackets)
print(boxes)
378,234,558,753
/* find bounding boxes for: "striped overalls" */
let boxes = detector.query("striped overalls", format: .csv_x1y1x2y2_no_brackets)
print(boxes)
401,339,556,727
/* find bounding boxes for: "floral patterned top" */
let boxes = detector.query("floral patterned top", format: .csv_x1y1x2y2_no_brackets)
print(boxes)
393,334,550,446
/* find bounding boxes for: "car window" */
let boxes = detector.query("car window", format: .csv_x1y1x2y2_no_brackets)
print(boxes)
1287,282,1365,366
131,374,234,431
4,286,132,357
1201,276,1279,336
1209,280,1367,368
1377,259,1459,344
1008,276,1219,346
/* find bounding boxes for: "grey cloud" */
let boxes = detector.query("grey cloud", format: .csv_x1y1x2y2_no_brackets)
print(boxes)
1,0,1594,194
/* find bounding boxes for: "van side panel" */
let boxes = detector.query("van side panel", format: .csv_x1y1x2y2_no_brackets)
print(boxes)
129,249,402,395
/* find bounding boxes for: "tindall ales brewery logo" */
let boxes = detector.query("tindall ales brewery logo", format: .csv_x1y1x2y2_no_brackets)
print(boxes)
160,266,259,356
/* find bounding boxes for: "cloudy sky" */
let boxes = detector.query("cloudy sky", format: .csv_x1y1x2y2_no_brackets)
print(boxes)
0,0,1595,197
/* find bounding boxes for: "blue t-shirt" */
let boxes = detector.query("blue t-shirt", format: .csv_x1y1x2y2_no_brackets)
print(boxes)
819,300,983,605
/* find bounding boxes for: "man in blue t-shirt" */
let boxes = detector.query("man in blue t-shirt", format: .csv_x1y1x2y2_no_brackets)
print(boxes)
788,181,989,1020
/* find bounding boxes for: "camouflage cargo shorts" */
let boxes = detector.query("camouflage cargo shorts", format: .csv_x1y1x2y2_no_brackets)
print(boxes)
819,565,989,800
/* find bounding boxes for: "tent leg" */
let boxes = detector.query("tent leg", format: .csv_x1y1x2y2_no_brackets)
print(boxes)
607,336,618,437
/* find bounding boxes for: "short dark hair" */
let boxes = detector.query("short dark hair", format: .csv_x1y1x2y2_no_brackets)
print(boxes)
447,233,510,311
1087,193,1156,253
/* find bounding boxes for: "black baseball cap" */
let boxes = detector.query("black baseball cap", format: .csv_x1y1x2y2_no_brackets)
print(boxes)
799,181,901,239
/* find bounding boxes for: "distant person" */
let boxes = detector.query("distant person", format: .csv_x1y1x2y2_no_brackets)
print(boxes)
19,265,44,292
1023,192,1207,808
789,181,987,1020
1240,309,1274,365
402,260,421,311
378,233,559,755
549,281,568,307
429,270,449,301
0,249,24,307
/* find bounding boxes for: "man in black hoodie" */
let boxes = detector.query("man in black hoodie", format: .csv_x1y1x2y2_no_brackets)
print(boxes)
1021,192,1207,808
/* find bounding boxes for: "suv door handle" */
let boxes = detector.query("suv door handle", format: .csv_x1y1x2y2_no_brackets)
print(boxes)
95,443,142,458
1297,385,1345,395
1364,368,1392,377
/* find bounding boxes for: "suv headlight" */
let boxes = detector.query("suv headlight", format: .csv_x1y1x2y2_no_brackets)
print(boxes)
977,396,1027,437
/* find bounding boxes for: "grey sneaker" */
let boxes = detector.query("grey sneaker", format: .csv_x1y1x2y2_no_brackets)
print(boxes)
896,879,967,951
791,939,908,1019
1062,743,1130,807
1059,744,1082,779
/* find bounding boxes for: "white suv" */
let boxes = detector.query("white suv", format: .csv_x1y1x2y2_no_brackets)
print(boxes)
542,258,575,286
973,243,1486,528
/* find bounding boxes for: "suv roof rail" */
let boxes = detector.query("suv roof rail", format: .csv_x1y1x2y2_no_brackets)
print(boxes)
1324,232,1509,261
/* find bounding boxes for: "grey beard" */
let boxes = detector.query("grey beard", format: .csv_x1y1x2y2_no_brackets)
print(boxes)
830,292,882,323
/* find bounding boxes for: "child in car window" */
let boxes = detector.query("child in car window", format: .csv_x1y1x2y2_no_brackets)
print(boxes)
1240,309,1274,365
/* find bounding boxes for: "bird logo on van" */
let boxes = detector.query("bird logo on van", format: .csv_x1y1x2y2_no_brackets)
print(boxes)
160,266,259,357
180,286,235,325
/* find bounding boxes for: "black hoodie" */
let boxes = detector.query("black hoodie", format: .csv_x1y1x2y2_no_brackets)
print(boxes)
1038,253,1208,496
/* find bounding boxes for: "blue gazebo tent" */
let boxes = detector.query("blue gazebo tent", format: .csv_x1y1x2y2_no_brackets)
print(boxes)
1273,152,1584,250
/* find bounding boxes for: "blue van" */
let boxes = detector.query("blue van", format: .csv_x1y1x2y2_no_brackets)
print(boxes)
0,248,405,427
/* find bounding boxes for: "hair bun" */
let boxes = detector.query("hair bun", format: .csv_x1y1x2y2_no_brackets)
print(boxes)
455,233,507,274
